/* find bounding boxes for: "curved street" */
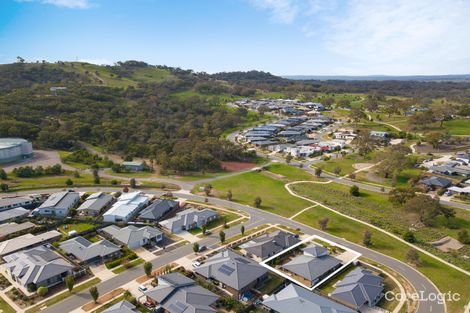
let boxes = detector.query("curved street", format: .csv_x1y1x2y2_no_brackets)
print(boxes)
13,187,445,313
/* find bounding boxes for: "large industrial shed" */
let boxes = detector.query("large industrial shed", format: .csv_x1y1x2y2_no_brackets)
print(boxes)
0,138,33,164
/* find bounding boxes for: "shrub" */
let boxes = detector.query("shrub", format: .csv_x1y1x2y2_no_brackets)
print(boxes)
37,286,48,297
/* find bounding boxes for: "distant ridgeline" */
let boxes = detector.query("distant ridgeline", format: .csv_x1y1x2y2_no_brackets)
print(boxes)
0,60,469,173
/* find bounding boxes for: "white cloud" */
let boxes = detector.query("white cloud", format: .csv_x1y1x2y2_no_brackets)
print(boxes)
249,0,470,74
16,0,92,9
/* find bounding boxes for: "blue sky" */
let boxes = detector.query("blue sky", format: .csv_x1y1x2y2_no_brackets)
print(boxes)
1,0,469,75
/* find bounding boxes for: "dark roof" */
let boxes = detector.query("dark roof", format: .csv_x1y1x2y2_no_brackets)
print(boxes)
195,249,267,291
331,267,384,308
145,273,219,313
59,236,121,262
240,230,299,259
138,199,179,220
420,176,452,187
102,300,137,313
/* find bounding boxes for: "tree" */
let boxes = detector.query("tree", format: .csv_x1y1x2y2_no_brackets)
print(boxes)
314,167,322,177
350,185,360,197
286,154,293,164
318,217,329,231
204,184,212,196
333,166,341,175
426,131,450,149
0,169,7,180
37,286,48,297
389,187,416,205
240,225,245,236
94,175,100,184
363,230,372,246
0,183,8,192
130,178,137,188
403,231,416,243
201,224,207,235
403,194,442,226
144,262,153,277
254,196,262,208
65,178,73,186
73,170,80,178
432,102,456,128
355,131,375,156
405,248,421,266
458,230,470,244
193,242,200,254
376,145,412,179
65,274,74,293
349,107,366,122
219,230,226,243
337,98,351,109
89,286,99,303
226,190,232,201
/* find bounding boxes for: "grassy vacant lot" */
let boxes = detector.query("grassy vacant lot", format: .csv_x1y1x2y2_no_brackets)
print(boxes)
442,119,470,135
356,167,423,188
290,183,470,263
0,296,15,313
205,171,311,217
26,277,101,313
314,152,376,176
293,204,469,313
264,163,320,182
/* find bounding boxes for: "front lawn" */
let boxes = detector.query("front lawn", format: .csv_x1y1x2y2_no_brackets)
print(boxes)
0,296,15,313
25,277,101,313
188,211,240,235
112,258,144,274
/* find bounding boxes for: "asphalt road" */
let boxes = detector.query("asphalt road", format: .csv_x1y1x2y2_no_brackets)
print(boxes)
26,188,444,313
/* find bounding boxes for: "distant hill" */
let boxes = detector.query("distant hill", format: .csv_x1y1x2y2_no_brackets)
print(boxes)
283,74,470,81
211,70,285,83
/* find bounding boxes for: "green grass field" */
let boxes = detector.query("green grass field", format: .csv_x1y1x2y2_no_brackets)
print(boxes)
264,163,319,181
0,296,16,313
314,153,375,176
112,258,144,274
58,223,96,234
442,119,470,136
204,171,311,217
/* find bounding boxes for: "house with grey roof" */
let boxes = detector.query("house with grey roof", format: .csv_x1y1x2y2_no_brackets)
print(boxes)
0,222,35,239
102,301,138,313
263,283,355,313
101,225,163,249
32,191,80,217
195,249,268,299
0,230,62,257
138,199,179,222
145,272,219,313
282,244,341,287
330,267,384,310
0,195,41,211
160,208,218,234
60,236,121,265
77,192,114,216
0,207,30,222
419,176,452,189
3,245,74,289
240,230,299,260
429,165,470,177
103,192,149,223
122,161,146,172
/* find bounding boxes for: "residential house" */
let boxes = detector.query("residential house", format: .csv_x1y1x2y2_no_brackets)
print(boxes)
101,225,163,249
330,267,384,310
145,273,219,313
0,207,30,222
282,244,341,287
77,192,114,216
0,222,35,239
138,199,179,222
429,165,470,177
0,230,62,257
195,249,268,299
448,186,470,195
59,236,121,265
32,191,80,217
419,176,452,189
240,230,300,260
160,208,218,234
370,131,389,139
3,245,74,289
102,301,138,313
122,161,146,172
0,195,42,211
102,192,149,223
263,283,355,313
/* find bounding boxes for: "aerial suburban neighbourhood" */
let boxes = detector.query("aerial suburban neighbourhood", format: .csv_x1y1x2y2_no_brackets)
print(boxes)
0,1,469,313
